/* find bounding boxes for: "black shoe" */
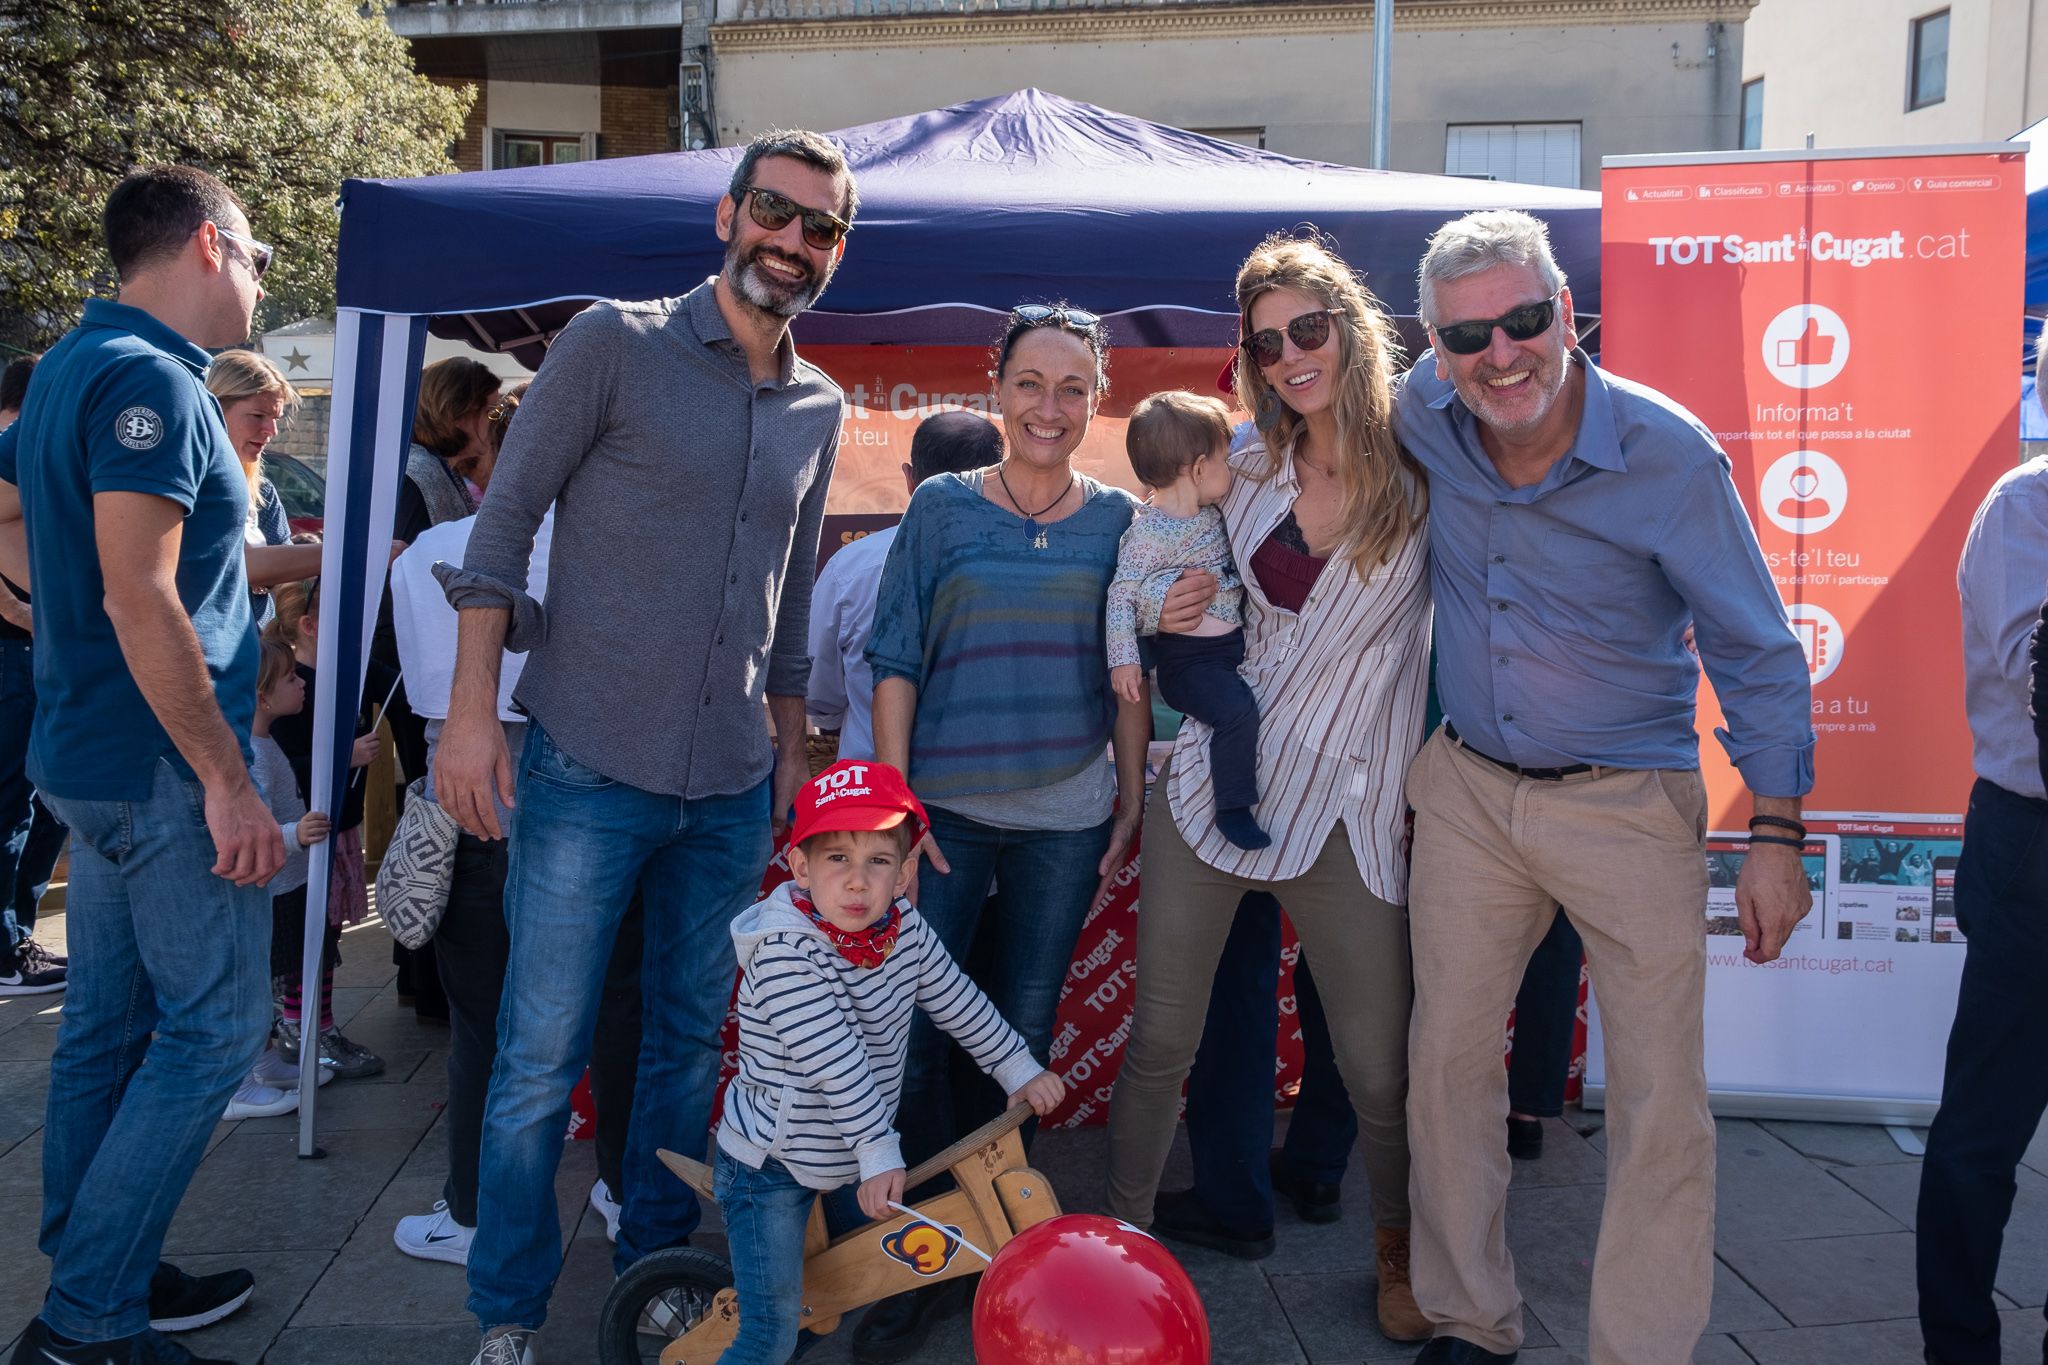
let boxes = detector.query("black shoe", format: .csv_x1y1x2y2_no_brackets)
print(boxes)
1506,1117,1544,1161
1148,1188,1276,1260
1268,1152,1342,1224
9,1318,236,1364
146,1262,254,1333
850,1279,970,1364
1415,1336,1519,1363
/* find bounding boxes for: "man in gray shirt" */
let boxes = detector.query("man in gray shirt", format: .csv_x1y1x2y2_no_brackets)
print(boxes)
434,129,855,1365
1917,339,2048,1365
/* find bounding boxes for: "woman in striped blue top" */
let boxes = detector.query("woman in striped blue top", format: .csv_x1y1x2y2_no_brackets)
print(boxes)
860,305,1151,1356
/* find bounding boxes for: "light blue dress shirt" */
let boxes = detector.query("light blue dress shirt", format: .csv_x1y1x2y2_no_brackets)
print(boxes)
1957,455,2048,801
1394,348,1815,797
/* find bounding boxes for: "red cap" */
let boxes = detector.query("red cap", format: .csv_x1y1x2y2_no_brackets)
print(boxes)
1215,351,1239,396
790,760,930,850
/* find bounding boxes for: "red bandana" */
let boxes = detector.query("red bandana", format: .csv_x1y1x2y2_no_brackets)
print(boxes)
793,894,901,969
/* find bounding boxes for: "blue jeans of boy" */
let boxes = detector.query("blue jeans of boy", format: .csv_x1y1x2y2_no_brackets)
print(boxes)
712,1149,863,1365
467,722,771,1333
0,638,35,949
896,805,1112,1170
38,758,271,1341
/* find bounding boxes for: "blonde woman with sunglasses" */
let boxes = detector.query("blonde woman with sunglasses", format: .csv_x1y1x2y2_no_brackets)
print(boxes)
1105,233,1433,1343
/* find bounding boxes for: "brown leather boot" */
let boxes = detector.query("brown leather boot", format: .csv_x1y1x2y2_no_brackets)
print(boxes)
1375,1225,1431,1341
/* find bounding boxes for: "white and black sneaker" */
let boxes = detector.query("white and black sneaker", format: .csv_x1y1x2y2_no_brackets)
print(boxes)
588,1179,621,1244
146,1261,255,1333
393,1200,474,1265
470,1326,536,1365
0,940,64,997
6,1317,234,1364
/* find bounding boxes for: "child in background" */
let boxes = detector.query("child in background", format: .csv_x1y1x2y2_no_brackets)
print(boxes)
265,572,388,1078
1106,390,1268,850
715,760,1065,1365
225,641,332,1119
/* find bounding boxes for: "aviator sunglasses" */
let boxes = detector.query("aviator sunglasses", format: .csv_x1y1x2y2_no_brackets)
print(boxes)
1240,308,1343,369
201,223,274,280
1431,294,1559,356
738,184,853,251
1010,304,1102,330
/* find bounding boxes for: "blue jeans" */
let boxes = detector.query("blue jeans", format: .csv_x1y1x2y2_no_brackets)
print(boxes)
1186,894,1356,1235
1508,909,1584,1119
1918,778,2048,1364
468,722,771,1332
712,1149,862,1365
897,805,1111,1170
38,758,272,1341
0,638,36,949
13,794,69,940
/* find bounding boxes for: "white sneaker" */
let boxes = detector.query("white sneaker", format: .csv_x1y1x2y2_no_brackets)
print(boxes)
472,1326,536,1365
588,1178,621,1244
223,1077,299,1120
251,1046,334,1088
395,1200,474,1265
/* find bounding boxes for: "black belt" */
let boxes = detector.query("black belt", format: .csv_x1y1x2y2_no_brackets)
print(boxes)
1443,722,1594,782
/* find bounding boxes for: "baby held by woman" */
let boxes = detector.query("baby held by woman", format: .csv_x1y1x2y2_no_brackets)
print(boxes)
1105,391,1267,850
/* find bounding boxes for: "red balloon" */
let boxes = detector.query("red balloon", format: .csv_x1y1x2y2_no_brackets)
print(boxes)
972,1214,1210,1365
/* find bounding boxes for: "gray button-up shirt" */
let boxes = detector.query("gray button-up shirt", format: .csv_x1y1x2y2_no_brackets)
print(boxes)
1959,455,2048,801
437,279,844,799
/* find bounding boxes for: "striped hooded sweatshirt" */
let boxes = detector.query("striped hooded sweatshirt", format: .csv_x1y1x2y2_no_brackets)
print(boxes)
717,881,1045,1191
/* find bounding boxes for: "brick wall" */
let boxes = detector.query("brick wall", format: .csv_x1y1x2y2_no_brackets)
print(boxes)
601,84,680,160
268,392,331,471
436,76,488,173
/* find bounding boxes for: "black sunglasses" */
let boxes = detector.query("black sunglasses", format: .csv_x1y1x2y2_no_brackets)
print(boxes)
738,185,852,251
1010,304,1102,330
1240,308,1343,369
1431,295,1559,356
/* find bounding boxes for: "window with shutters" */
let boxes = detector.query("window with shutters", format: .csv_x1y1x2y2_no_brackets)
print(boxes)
1444,123,1582,189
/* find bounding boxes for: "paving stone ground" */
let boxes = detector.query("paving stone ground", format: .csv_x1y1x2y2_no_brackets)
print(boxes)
3,908,2045,1364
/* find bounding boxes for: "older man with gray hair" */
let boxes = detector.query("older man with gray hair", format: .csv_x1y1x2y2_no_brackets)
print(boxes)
1392,210,1816,1364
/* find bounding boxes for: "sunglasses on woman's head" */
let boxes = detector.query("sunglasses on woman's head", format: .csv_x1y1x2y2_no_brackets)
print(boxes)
1010,304,1102,331
738,185,852,251
1239,308,1343,370
1430,295,1559,357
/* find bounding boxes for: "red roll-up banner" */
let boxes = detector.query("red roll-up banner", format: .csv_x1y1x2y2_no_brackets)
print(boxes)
1595,146,2024,1114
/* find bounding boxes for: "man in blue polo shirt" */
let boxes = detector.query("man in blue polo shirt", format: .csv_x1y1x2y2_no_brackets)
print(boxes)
0,165,285,1365
1394,210,1815,1365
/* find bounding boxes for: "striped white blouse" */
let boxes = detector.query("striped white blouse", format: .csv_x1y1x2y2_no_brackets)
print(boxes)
1164,437,1433,905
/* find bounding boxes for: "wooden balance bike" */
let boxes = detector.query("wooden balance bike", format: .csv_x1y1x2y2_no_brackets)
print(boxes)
595,1103,1060,1364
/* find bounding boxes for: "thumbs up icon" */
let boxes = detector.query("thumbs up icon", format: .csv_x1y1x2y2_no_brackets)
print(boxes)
1776,317,1837,368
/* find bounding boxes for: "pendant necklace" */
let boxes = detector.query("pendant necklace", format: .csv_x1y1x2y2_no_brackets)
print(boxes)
998,465,1071,550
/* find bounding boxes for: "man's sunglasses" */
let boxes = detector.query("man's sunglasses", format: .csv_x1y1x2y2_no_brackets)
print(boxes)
738,185,852,251
1010,304,1102,331
1240,308,1343,370
207,223,274,280
1431,295,1558,357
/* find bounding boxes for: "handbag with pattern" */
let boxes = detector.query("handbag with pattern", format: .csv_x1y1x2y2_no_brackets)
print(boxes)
377,777,459,950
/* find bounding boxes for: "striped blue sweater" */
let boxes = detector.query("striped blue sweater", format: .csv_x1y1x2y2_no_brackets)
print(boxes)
717,882,1044,1190
865,471,1138,801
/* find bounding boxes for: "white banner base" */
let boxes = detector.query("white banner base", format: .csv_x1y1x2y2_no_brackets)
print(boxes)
1580,1082,1936,1127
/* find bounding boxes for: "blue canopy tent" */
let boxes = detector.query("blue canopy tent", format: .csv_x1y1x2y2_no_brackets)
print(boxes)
297,88,1601,1152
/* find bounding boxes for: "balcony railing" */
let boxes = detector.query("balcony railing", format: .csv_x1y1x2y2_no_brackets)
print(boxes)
720,0,1283,18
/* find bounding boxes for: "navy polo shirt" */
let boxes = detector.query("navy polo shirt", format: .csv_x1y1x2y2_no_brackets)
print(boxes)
0,299,256,800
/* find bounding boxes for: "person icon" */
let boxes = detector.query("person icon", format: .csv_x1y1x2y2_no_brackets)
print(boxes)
1776,465,1834,523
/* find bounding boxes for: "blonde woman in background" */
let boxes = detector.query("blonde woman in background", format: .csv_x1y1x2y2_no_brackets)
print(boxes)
205,349,321,628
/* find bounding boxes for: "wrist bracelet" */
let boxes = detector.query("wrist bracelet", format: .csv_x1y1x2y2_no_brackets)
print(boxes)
1749,814,1807,839
1747,833,1805,849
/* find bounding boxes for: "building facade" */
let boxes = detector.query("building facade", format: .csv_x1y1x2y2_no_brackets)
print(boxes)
1741,0,2048,151
710,0,1753,186
388,0,1756,188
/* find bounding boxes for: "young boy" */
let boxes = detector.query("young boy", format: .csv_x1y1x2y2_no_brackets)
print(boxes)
715,760,1064,1365
1107,390,1268,850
